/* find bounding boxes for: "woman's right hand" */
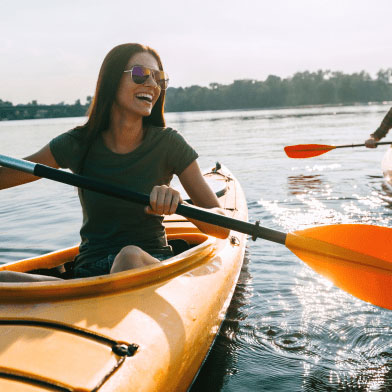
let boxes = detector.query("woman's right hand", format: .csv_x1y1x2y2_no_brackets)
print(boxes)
145,185,182,216
365,137,378,148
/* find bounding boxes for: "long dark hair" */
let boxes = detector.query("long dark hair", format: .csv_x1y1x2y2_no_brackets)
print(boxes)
77,43,166,172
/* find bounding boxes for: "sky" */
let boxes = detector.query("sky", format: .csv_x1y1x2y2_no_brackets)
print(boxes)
1,0,391,104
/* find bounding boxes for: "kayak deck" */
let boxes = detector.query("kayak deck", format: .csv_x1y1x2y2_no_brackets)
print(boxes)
0,164,248,391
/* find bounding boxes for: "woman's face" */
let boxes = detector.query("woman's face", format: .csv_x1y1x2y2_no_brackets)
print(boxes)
115,51,162,118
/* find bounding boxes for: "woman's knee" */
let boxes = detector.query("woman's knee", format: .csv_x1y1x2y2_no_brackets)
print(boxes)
118,245,145,260
111,246,158,272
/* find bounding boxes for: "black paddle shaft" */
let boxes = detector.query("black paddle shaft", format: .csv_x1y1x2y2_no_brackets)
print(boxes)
0,154,287,245
335,141,392,149
33,164,287,245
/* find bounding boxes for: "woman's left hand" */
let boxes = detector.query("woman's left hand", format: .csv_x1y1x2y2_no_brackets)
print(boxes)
145,185,182,216
365,137,378,148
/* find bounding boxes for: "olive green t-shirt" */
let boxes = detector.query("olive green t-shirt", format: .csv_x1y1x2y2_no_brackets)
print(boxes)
49,125,198,268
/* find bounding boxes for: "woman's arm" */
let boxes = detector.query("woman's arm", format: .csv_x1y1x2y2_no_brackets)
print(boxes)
365,107,392,148
178,160,230,239
0,144,59,190
145,161,230,239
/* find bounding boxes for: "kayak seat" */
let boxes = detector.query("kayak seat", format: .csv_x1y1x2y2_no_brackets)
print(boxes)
28,261,74,279
168,239,191,255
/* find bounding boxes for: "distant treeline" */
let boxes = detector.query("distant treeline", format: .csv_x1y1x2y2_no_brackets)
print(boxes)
0,98,92,121
1,69,391,121
165,69,392,111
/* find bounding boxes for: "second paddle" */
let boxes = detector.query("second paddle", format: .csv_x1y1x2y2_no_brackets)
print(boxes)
284,141,392,159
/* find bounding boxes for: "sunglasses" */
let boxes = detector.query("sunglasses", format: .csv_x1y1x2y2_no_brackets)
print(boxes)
124,65,169,90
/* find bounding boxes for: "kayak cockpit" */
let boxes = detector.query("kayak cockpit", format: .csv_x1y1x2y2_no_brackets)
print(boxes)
0,231,220,302
0,164,238,303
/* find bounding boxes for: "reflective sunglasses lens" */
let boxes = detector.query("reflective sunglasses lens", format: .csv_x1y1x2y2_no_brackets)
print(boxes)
153,70,169,90
131,66,150,84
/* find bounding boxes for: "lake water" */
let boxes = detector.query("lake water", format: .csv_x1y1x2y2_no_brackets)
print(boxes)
1,103,392,391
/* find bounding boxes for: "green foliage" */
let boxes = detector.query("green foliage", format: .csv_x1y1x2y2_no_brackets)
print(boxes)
1,69,391,121
164,68,392,112
0,99,90,121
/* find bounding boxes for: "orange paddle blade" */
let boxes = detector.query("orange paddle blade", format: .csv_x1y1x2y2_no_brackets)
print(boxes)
286,224,392,309
284,144,336,158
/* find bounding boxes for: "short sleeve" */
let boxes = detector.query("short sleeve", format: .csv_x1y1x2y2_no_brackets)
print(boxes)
49,128,86,172
166,129,199,175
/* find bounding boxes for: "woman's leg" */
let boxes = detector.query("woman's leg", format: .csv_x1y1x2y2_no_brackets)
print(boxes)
110,245,160,273
0,271,63,282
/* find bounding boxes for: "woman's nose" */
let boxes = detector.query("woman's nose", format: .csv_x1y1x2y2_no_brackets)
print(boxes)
144,73,159,88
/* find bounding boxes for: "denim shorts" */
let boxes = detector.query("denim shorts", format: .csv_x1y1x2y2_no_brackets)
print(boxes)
73,252,173,279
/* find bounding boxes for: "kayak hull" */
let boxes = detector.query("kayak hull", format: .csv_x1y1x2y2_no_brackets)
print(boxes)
0,165,248,391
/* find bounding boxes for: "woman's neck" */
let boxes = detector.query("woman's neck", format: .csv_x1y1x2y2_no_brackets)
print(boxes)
104,108,145,154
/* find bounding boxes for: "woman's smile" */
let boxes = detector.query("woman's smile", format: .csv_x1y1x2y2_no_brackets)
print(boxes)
135,92,153,103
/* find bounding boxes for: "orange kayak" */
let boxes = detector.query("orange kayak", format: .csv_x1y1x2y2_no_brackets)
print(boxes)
0,164,248,391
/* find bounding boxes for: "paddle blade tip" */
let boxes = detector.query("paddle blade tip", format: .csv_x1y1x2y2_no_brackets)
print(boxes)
286,225,392,310
284,144,335,158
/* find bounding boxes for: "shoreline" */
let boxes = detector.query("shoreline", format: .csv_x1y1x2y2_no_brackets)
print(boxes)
1,100,391,123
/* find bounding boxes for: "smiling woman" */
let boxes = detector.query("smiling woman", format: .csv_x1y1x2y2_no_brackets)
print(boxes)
0,43,229,282
111,52,164,127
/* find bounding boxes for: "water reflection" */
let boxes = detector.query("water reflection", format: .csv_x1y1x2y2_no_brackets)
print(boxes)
293,258,392,391
166,105,390,126
287,174,324,195
301,319,392,391
190,250,252,391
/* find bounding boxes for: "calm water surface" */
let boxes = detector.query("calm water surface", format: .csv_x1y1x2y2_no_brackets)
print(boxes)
1,104,392,391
